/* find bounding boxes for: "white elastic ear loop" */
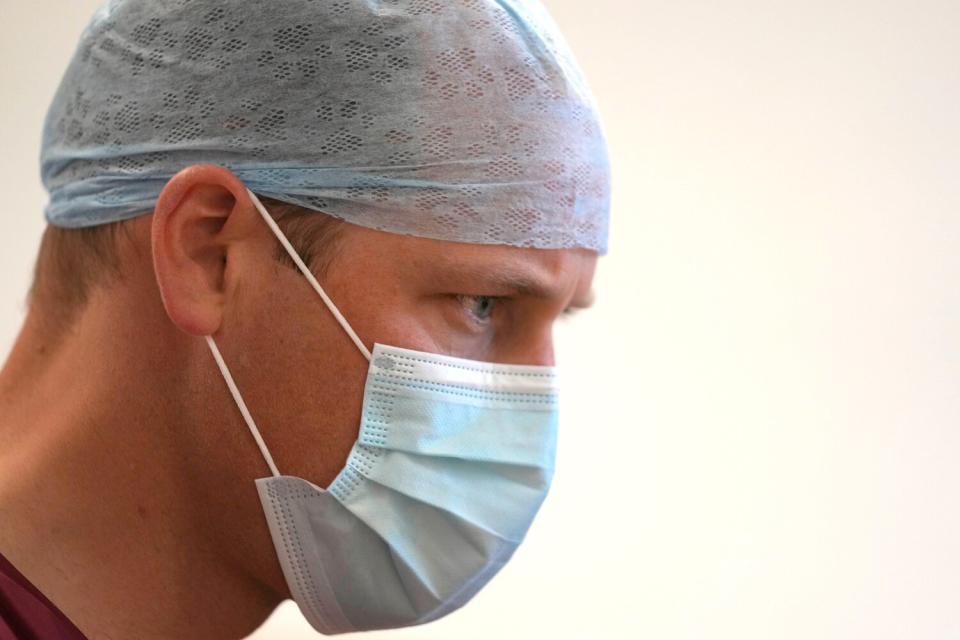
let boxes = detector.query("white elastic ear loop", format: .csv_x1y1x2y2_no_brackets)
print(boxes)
203,188,371,478
205,334,281,478
245,188,371,362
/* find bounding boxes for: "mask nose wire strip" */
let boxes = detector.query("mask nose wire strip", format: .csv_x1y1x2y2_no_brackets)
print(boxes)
205,334,282,478
246,188,372,362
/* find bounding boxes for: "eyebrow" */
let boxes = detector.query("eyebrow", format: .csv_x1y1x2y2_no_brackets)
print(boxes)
432,259,595,310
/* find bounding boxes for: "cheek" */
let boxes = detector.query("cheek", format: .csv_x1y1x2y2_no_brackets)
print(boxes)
335,280,454,354
227,279,370,488
364,300,494,358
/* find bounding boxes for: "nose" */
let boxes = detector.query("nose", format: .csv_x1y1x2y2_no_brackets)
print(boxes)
497,326,555,367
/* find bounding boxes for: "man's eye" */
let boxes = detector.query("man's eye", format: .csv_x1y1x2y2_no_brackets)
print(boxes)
456,295,500,324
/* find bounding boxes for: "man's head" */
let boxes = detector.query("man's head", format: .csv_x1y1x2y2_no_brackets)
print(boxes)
11,0,609,634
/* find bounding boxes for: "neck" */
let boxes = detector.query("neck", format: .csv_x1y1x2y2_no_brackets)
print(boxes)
0,289,285,640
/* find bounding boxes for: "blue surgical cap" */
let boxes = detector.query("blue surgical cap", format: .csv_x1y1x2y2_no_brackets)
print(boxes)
40,0,611,254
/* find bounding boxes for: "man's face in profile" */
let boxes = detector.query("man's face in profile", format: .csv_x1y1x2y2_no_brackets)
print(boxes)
150,165,598,492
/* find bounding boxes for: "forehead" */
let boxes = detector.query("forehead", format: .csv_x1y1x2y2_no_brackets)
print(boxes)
339,223,597,308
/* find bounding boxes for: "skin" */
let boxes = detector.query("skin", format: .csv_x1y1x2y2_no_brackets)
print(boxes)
0,164,597,640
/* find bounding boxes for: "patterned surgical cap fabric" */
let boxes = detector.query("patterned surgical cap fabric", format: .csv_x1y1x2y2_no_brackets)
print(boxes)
40,0,611,254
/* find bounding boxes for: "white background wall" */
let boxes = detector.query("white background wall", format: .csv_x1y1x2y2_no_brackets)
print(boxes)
2,1,959,638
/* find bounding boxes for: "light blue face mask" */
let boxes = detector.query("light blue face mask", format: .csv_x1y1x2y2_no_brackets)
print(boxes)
204,189,560,634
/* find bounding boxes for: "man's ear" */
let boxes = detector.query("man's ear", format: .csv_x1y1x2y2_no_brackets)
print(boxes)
151,164,262,337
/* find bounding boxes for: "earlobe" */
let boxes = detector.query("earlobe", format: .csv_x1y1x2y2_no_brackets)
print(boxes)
151,164,255,337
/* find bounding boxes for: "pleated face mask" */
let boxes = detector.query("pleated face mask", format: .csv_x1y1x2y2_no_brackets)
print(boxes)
204,189,560,634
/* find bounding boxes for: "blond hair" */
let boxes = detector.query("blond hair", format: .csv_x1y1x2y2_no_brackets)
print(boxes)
27,197,345,332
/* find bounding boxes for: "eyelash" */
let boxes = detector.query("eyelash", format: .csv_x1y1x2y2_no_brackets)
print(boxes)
454,294,581,330
456,294,503,326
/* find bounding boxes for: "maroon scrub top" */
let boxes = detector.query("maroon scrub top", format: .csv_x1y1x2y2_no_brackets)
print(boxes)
0,549,87,639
